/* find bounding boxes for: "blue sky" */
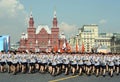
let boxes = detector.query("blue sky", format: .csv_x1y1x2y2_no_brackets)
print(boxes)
20,0,120,32
0,0,120,43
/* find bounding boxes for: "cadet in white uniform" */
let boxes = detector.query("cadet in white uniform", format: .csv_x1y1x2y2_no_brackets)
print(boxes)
11,52,18,75
77,55,83,76
114,55,119,75
71,55,77,75
107,55,114,77
0,51,6,73
63,57,69,75
21,52,27,73
94,55,100,77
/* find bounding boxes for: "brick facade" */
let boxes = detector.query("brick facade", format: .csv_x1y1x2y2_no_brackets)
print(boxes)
18,11,64,52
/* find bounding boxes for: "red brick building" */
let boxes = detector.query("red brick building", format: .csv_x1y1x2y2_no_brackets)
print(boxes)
19,11,67,52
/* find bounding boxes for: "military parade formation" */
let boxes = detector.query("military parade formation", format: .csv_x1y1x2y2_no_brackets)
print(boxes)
0,51,120,77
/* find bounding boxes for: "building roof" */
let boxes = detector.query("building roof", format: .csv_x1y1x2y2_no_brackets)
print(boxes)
36,25,51,34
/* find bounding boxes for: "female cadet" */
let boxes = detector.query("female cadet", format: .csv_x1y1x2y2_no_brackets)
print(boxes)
108,54,114,77
47,54,53,74
94,55,100,77
77,55,84,76
100,55,107,77
83,54,88,73
28,54,36,73
16,51,21,73
21,51,27,73
70,55,77,75
6,51,12,73
36,53,42,73
56,55,63,75
11,52,18,75
40,55,48,73
51,56,57,76
0,51,6,73
114,54,119,75
63,56,69,75
86,55,92,76
91,54,95,74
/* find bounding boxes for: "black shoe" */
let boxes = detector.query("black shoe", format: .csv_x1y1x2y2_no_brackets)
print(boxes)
88,74,91,76
96,75,99,77
110,75,113,77
103,75,105,77
116,73,119,76
78,73,81,76
72,73,75,76
13,72,16,75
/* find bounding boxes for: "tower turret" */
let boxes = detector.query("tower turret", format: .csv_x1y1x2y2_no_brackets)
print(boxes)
53,10,57,28
29,11,34,27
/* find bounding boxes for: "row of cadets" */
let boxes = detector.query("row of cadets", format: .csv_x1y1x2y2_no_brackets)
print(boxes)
0,51,120,76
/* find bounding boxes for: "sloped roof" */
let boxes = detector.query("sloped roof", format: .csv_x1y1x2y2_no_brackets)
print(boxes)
36,25,51,34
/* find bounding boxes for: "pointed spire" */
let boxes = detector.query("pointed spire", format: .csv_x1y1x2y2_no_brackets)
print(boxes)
30,11,33,18
54,10,56,18
29,8,34,27
53,8,58,28
54,6,57,18
30,6,33,18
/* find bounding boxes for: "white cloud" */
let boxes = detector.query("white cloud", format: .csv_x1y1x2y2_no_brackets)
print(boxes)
0,0,27,43
0,0,25,17
59,22,78,38
99,19,107,24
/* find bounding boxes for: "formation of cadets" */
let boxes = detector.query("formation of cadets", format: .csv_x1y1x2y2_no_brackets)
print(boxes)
0,51,120,77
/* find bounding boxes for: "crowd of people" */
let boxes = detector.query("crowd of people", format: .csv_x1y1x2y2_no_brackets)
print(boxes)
0,51,120,77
